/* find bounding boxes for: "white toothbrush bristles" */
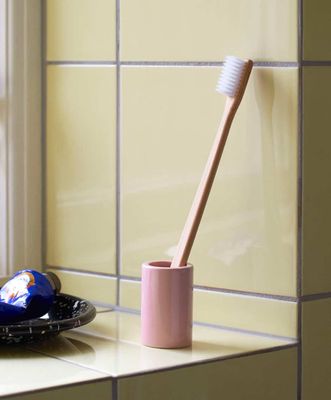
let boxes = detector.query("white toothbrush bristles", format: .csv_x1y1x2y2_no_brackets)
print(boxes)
216,56,246,97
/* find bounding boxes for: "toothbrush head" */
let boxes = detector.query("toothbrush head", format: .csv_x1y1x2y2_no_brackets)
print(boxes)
216,56,253,98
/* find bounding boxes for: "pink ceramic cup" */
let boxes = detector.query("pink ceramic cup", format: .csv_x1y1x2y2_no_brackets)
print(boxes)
141,260,193,349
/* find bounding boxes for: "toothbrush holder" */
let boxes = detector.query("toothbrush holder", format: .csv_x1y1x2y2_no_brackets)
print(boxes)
141,260,193,348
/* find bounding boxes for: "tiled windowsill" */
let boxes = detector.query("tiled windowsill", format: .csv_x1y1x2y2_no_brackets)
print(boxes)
0,310,297,398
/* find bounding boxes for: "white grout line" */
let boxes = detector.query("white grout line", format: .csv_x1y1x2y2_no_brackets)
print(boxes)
45,60,301,68
47,266,117,280
115,0,121,307
297,0,304,398
41,0,47,272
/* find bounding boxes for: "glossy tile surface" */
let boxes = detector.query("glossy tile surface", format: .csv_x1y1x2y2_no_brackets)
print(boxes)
303,0,331,60
6,381,112,400
47,0,116,61
119,280,297,338
121,66,298,296
194,289,297,338
119,279,141,310
121,0,297,62
47,269,117,305
119,348,297,400
302,298,331,399
27,311,296,378
0,311,297,398
302,67,331,294
47,66,116,274
0,346,106,397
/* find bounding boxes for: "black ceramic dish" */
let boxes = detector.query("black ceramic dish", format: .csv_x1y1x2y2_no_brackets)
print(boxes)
0,293,96,344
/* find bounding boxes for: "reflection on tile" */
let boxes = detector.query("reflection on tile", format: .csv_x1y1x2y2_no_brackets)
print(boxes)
121,66,298,296
302,298,331,399
303,0,331,60
47,269,117,305
7,381,112,400
302,67,331,294
0,346,106,397
26,311,296,378
121,0,297,61
47,0,116,61
47,66,116,274
119,348,297,400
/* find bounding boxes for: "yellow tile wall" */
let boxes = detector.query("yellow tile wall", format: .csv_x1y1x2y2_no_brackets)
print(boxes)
303,0,331,60
121,66,298,297
43,1,331,398
47,0,116,61
121,0,297,62
301,5,331,399
302,67,331,295
118,348,297,400
46,66,116,274
119,279,297,338
44,5,331,399
300,62,331,399
302,298,331,400
4,381,112,400
194,290,297,338
119,279,141,311
45,0,300,336
47,269,117,306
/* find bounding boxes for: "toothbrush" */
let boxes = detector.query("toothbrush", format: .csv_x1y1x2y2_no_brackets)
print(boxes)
170,56,253,269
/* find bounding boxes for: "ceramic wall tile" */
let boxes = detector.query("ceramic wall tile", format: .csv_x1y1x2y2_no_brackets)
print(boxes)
121,66,298,296
194,289,297,338
118,280,297,338
302,298,331,399
0,346,106,398
47,0,116,61
121,0,297,62
47,269,117,305
46,66,116,274
303,0,331,60
302,67,331,295
119,279,141,310
5,381,112,400
44,1,302,349
118,348,297,400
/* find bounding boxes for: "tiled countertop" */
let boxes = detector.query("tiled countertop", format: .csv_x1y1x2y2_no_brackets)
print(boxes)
0,310,297,398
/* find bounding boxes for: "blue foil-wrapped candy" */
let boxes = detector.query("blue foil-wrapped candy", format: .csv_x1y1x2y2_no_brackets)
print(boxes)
0,269,61,323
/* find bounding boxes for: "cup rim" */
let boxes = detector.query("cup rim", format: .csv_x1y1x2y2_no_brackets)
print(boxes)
142,260,193,270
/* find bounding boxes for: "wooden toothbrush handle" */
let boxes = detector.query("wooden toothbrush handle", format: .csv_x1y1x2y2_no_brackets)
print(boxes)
170,97,238,268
